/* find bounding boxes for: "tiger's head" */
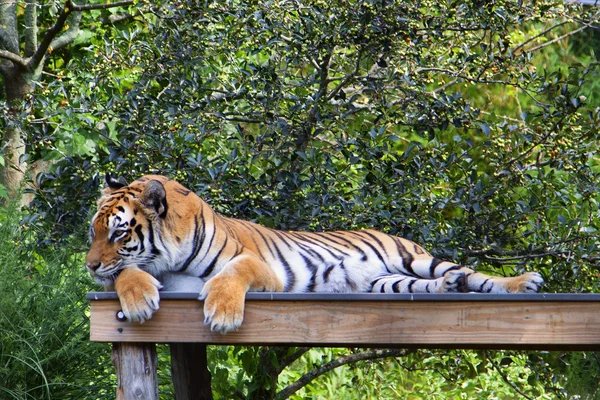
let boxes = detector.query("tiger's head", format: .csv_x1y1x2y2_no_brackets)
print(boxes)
85,174,190,286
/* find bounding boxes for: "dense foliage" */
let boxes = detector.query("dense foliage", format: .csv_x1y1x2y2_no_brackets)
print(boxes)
0,206,114,399
0,0,599,398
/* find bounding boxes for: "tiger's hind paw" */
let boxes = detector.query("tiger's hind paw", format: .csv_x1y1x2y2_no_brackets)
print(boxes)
441,271,468,293
509,272,544,293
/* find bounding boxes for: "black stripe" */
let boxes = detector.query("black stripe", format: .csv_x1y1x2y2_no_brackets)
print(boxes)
429,258,444,278
175,189,191,196
392,280,401,293
197,212,217,265
479,278,490,292
309,233,354,257
135,225,145,253
438,265,462,276
369,276,387,291
354,231,392,273
148,220,160,255
178,214,202,272
393,238,417,277
347,232,386,265
380,283,387,293
358,231,388,257
200,236,228,279
235,221,268,261
289,232,347,259
299,253,318,292
269,229,295,250
283,233,326,263
254,228,277,257
323,265,335,282
407,279,416,293
268,237,296,292
328,232,368,260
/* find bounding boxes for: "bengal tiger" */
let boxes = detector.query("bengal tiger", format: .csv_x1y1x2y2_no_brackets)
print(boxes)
85,174,544,333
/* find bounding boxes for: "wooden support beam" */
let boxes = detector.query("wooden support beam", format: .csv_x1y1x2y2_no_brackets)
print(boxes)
89,292,600,350
112,342,158,400
170,343,213,400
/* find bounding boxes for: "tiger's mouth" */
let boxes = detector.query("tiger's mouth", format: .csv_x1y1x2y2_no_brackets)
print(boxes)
93,270,122,286
89,261,124,286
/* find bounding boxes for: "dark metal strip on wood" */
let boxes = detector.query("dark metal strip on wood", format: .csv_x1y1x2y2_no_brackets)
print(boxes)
87,291,600,302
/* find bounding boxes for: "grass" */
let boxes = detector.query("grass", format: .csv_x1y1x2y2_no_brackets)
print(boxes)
0,205,114,399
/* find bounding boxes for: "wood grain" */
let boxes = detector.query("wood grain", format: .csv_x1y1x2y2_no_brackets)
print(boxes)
90,299,600,350
112,342,158,400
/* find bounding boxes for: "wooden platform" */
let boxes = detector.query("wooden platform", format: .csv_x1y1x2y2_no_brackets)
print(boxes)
88,292,600,350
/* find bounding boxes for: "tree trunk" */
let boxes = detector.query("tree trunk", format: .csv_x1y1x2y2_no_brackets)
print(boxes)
0,65,35,204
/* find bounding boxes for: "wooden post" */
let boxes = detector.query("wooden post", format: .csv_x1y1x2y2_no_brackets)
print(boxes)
170,343,214,400
112,342,159,400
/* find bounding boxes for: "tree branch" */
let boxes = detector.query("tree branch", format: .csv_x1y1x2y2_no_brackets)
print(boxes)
27,1,72,72
24,0,38,58
277,347,311,374
0,49,28,70
486,351,534,400
276,349,413,400
27,0,134,72
523,12,600,54
50,11,83,52
462,236,594,262
326,47,364,101
511,20,569,55
69,0,134,12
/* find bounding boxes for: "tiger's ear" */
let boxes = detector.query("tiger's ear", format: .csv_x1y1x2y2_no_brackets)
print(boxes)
104,173,128,191
141,180,168,218
97,173,129,206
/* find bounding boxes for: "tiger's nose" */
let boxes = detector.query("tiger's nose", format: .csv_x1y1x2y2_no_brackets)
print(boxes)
86,261,101,272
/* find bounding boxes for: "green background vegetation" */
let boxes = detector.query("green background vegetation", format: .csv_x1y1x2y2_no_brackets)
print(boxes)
1,0,600,398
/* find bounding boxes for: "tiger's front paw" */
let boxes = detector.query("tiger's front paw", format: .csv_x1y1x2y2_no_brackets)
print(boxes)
114,268,162,323
200,275,246,334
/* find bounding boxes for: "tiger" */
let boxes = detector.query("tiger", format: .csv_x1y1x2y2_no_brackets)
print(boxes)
85,174,544,334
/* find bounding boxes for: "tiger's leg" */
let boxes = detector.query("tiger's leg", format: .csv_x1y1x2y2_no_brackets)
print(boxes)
370,272,468,294
200,254,284,334
114,267,162,323
405,257,544,293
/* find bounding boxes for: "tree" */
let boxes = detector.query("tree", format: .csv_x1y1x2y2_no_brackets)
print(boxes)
0,0,135,203
26,0,600,397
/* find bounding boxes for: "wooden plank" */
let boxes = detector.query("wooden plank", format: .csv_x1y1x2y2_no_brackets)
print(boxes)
89,295,600,350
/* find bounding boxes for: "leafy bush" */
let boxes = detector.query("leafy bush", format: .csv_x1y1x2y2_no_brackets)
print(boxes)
0,205,114,399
